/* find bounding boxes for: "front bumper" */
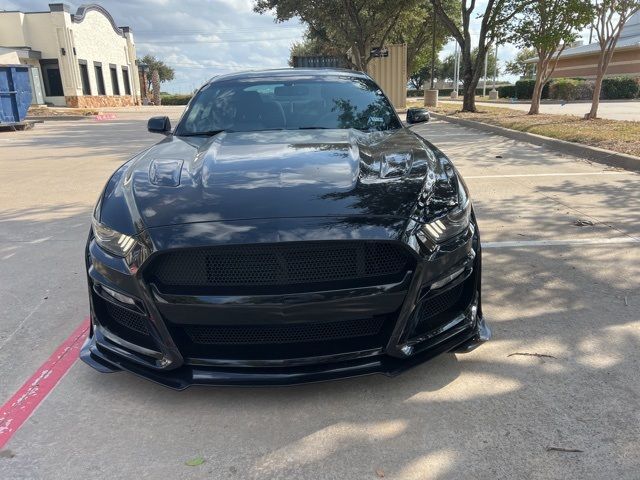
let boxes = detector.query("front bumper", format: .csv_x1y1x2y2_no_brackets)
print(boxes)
81,314,489,388
81,218,489,389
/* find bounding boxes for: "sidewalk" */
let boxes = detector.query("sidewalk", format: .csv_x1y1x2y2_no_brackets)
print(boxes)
439,99,640,121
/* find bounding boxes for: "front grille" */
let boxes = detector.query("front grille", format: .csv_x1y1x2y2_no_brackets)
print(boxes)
184,317,385,345
147,241,413,294
104,301,149,335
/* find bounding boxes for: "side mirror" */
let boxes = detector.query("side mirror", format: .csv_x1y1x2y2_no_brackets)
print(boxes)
148,116,171,134
406,108,430,125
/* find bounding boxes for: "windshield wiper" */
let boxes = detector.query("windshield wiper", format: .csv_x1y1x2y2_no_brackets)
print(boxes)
179,129,229,137
297,126,332,130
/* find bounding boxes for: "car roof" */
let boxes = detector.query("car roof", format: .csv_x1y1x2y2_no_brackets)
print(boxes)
206,68,370,85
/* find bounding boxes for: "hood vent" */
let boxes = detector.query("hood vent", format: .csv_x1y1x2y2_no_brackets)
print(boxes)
149,159,184,187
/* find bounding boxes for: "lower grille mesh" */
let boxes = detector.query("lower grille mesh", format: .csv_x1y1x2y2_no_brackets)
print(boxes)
104,301,149,335
183,317,386,345
418,284,464,323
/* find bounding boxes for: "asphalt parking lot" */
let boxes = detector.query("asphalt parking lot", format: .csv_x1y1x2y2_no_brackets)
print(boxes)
1,108,639,479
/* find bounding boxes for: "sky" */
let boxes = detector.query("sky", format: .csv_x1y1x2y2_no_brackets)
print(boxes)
1,0,594,93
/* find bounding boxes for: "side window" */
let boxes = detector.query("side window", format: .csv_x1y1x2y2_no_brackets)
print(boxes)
109,65,120,95
94,63,106,95
122,67,131,95
79,61,91,95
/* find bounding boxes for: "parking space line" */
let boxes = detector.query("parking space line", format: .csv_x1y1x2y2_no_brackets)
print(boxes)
465,172,632,179
484,237,640,249
0,318,89,449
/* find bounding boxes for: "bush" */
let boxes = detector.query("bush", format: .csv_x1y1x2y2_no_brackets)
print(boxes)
515,80,535,99
437,88,488,97
498,85,516,98
515,79,550,100
601,77,640,100
407,87,501,98
548,78,594,101
160,94,193,105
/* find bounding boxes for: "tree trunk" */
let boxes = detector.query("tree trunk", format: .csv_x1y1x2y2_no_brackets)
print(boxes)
586,74,604,119
460,48,477,112
586,48,610,119
528,65,545,115
529,84,542,115
462,81,476,112
151,70,161,106
349,43,365,72
586,31,624,120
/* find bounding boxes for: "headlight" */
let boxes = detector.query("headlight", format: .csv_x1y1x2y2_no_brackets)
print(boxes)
420,176,471,243
91,217,137,257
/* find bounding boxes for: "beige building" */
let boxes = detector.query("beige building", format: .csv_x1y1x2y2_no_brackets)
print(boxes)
0,3,141,107
367,44,407,109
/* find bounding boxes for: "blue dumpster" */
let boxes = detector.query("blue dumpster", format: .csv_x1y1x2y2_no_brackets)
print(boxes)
0,64,33,126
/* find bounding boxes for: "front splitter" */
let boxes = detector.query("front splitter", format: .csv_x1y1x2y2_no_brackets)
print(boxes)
80,317,489,390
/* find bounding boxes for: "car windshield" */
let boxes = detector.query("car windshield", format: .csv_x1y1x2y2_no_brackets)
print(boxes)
176,75,402,135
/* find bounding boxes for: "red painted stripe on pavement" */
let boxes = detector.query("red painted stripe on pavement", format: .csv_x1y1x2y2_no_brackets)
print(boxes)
0,318,89,449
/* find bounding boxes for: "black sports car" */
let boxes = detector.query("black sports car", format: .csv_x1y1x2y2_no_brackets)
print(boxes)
82,69,490,389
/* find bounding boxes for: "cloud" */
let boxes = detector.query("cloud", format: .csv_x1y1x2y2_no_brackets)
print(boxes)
1,0,305,93
0,0,595,89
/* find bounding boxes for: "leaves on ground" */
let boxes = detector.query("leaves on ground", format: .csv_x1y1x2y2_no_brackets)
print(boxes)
376,468,385,477
185,456,205,467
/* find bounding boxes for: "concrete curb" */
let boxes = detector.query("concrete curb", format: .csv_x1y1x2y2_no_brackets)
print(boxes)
431,112,640,173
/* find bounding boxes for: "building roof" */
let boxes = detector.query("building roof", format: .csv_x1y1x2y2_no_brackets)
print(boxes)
0,46,42,59
0,3,131,37
525,11,640,63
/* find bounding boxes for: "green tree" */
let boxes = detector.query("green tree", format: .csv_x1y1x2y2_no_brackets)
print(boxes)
439,53,456,81
429,0,531,112
140,54,175,92
585,0,640,119
288,35,339,66
254,0,417,72
509,0,592,115
408,57,444,89
504,48,537,78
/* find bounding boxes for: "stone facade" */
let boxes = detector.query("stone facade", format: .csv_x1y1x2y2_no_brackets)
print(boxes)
65,95,136,108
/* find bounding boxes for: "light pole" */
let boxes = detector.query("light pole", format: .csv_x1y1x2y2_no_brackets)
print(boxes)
483,50,488,97
493,42,498,90
424,6,439,108
430,8,436,90
451,42,459,99
489,43,499,100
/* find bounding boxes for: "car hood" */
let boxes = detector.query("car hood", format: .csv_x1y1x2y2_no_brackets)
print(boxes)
100,128,440,232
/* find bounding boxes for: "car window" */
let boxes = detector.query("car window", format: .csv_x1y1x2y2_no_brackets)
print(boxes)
177,76,402,134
